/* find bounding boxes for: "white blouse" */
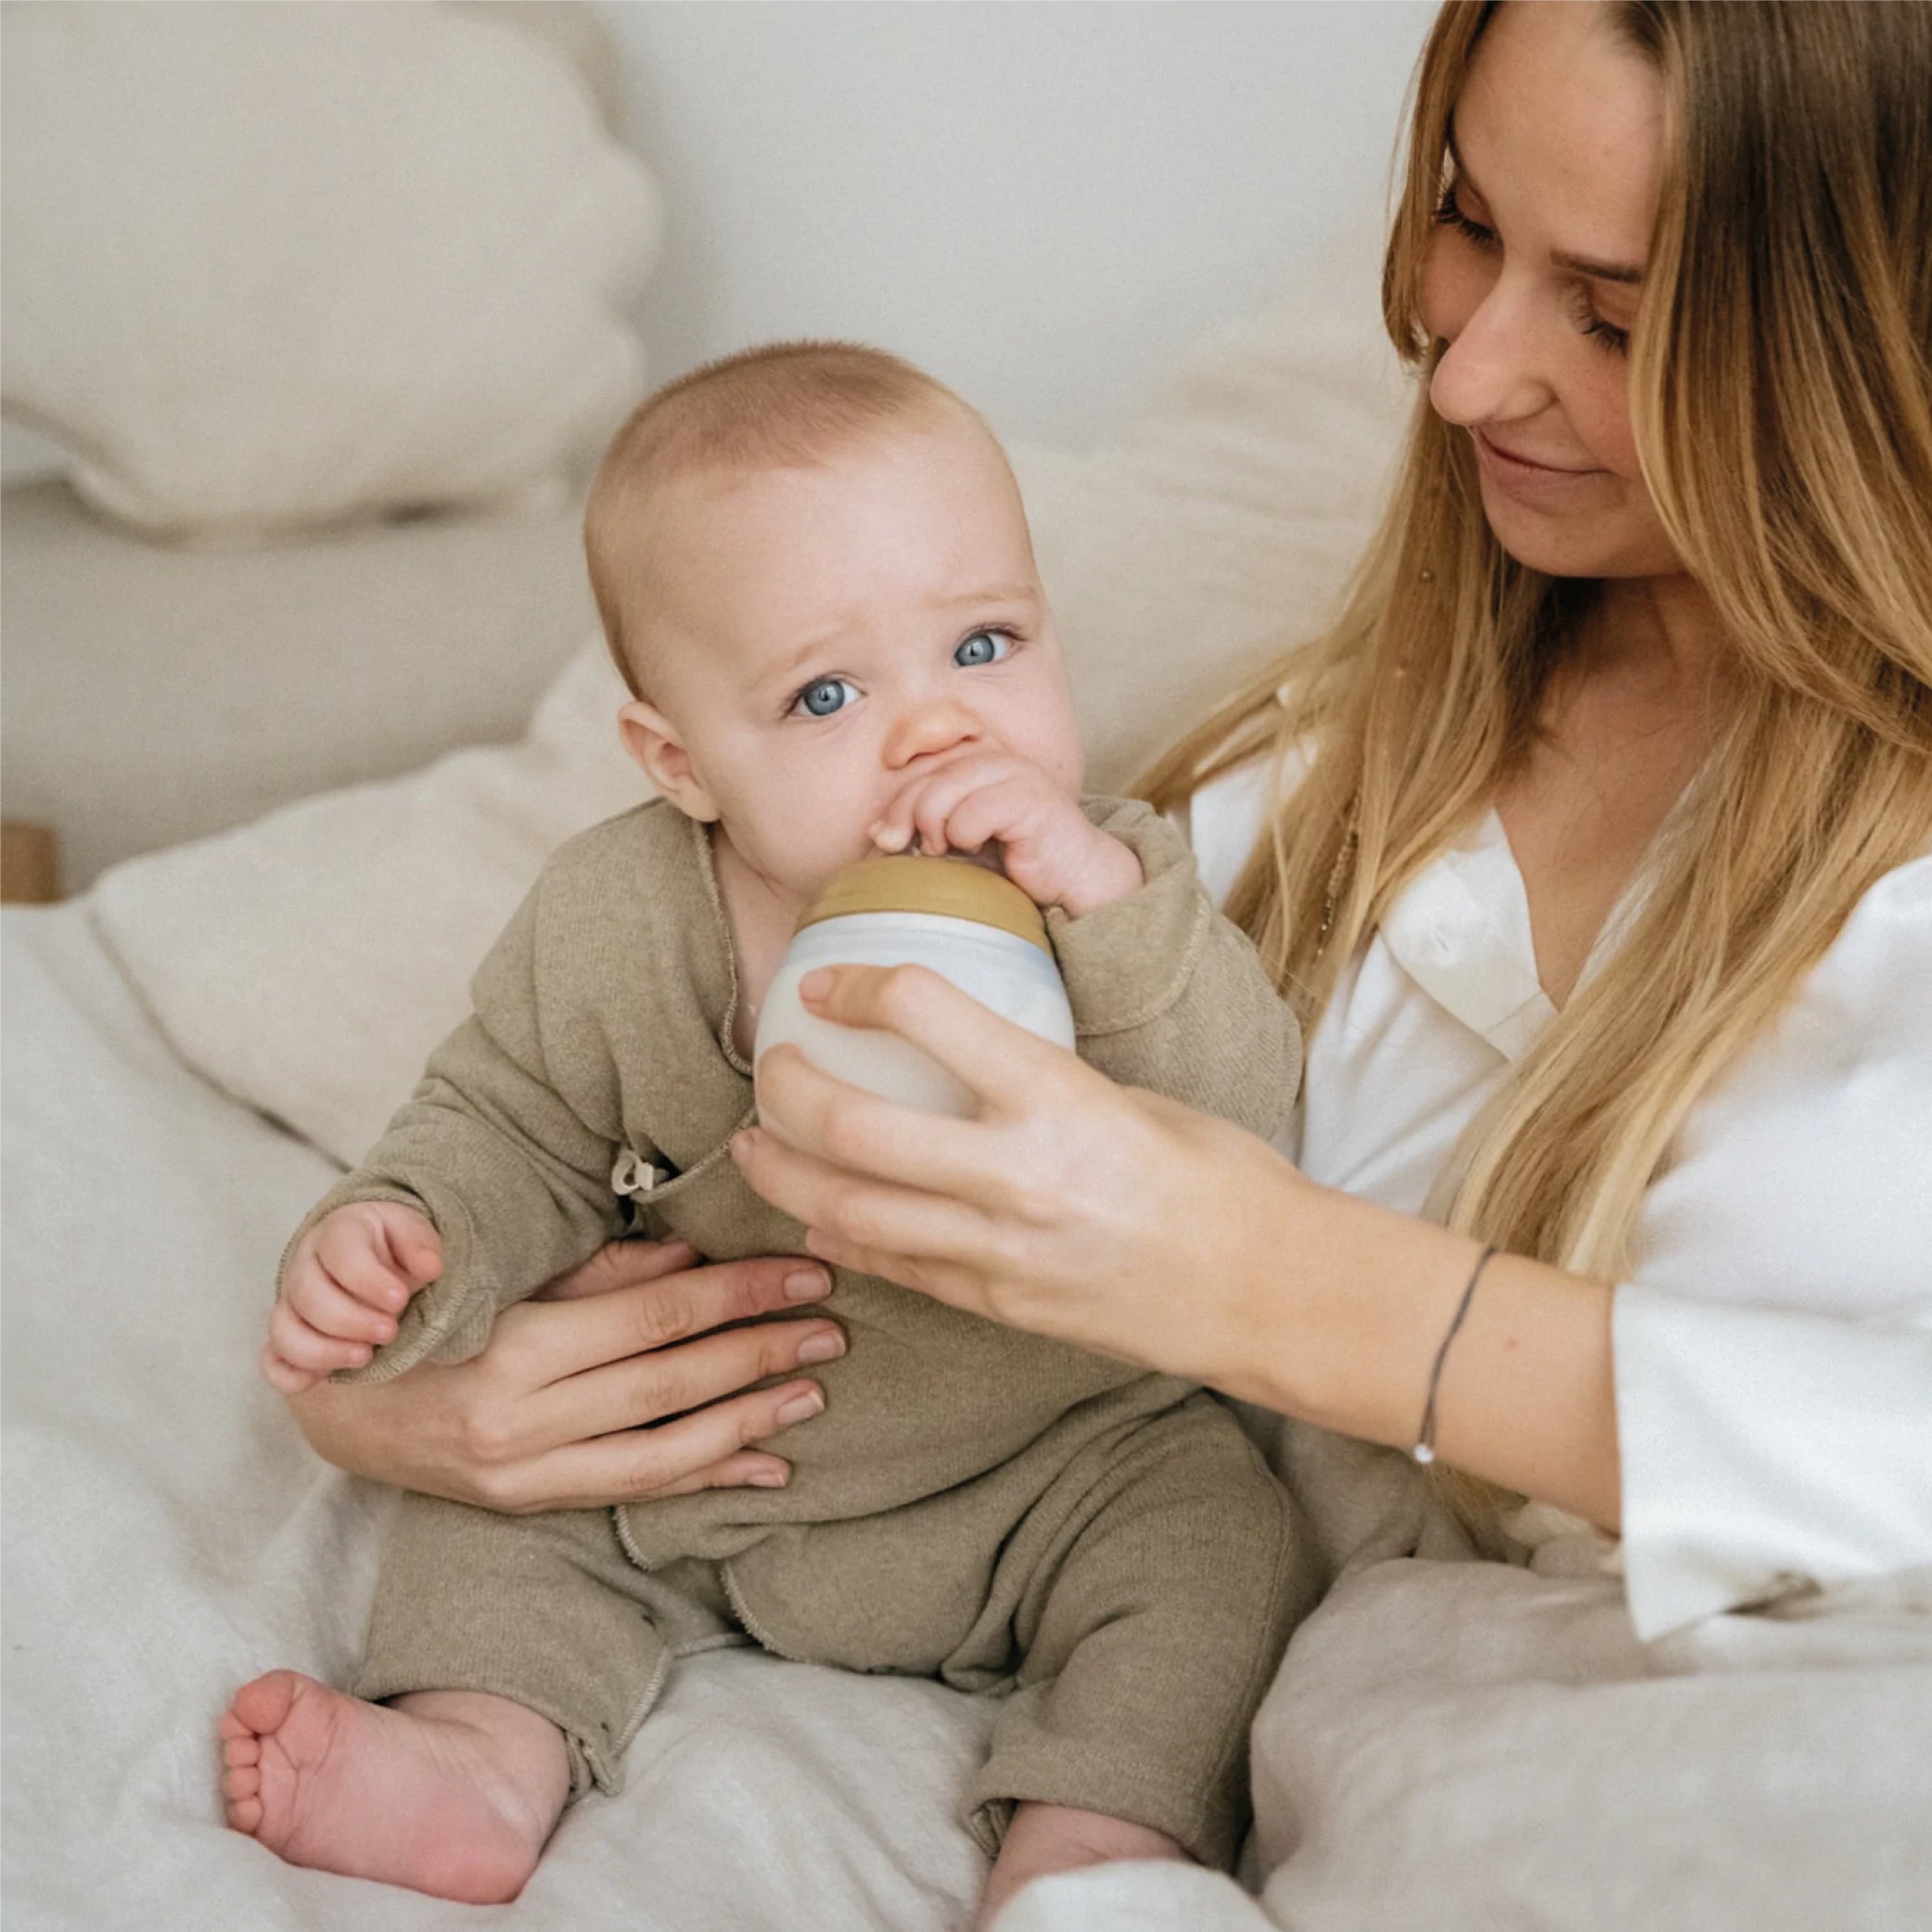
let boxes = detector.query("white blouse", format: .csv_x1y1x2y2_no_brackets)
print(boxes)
1186,763,1932,1640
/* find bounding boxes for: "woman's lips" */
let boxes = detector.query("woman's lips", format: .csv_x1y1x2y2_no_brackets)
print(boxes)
1472,428,1606,498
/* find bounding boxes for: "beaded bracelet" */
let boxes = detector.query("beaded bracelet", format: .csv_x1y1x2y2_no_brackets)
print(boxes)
1412,1244,1497,1465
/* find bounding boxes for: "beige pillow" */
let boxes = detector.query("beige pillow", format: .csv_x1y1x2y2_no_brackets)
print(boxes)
92,222,1413,1166
1035,221,1414,790
0,2,659,539
93,643,649,1162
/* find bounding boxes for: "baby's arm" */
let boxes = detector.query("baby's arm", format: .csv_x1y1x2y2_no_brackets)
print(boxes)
262,1201,443,1394
265,875,632,1389
1045,796,1301,1141
873,763,1297,1135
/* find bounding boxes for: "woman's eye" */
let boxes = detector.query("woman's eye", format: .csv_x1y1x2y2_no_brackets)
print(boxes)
1571,291,1631,357
791,676,859,719
1433,185,1498,251
954,629,1012,668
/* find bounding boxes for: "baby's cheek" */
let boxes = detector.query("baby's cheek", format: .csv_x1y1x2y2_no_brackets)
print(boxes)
1026,715,1087,798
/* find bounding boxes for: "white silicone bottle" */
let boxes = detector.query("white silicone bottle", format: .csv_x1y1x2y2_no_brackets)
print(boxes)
754,854,1075,1117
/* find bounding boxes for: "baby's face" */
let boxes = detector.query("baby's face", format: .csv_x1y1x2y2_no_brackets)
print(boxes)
620,409,1085,912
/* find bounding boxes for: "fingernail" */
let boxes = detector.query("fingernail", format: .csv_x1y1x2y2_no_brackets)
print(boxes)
800,967,832,1002
796,1329,844,1363
747,1465,790,1489
730,1132,752,1160
784,1266,830,1300
775,1388,825,1426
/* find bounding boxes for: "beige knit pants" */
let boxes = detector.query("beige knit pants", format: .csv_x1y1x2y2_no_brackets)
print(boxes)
352,1392,1314,1868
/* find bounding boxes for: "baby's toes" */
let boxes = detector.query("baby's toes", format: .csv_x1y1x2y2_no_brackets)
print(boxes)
228,1669,302,1738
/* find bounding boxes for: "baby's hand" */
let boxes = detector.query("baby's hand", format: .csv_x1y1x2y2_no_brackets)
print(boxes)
262,1201,443,1395
870,750,1141,917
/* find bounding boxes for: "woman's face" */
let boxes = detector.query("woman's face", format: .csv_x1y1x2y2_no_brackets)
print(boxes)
1421,1,1680,581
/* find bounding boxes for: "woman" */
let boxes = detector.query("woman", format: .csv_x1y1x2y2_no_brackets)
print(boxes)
288,0,1930,1917
738,0,1932,1639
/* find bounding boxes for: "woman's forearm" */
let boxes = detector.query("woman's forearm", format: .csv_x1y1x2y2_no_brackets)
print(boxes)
740,963,1625,1532
1223,1183,1622,1532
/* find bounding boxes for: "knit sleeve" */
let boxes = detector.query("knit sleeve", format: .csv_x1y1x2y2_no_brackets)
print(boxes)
1045,794,1300,1142
278,874,632,1382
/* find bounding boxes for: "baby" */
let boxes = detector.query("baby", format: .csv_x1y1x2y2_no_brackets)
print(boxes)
219,343,1313,1924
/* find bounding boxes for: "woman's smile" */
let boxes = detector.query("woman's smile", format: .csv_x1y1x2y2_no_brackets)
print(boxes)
1471,424,1608,501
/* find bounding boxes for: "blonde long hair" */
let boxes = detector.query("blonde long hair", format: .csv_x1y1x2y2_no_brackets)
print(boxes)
1143,0,1932,1298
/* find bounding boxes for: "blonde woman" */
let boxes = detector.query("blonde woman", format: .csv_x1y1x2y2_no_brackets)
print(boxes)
734,0,1932,1900
286,0,1927,1917
743,0,1930,1619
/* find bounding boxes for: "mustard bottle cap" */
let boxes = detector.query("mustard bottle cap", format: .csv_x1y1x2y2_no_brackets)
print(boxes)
796,854,1050,953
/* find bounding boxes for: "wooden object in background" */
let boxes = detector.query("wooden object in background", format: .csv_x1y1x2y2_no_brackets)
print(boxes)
2,820,62,903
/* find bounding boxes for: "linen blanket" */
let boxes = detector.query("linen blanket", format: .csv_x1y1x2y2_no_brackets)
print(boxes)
7,896,1931,1932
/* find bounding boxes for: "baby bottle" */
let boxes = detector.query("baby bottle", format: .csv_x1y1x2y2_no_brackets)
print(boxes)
754,854,1075,1117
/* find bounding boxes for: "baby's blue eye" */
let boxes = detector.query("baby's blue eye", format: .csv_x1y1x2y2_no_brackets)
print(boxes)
954,629,1011,668
794,676,858,718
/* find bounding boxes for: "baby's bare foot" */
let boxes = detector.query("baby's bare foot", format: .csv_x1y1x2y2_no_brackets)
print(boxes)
979,1801,1188,1927
218,1671,570,1902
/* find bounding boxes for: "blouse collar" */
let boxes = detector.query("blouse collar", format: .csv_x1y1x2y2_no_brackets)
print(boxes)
1376,807,1660,1064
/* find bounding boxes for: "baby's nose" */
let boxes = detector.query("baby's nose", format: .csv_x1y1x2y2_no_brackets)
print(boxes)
885,697,983,769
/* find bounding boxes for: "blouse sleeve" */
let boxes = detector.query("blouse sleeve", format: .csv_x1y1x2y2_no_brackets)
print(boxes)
1187,761,1932,1641
1614,1290,1932,1638
1611,850,1932,1638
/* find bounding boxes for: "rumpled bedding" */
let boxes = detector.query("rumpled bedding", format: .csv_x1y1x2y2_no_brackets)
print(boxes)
8,891,1932,1932
1,903,992,1931
1004,1558,1932,1932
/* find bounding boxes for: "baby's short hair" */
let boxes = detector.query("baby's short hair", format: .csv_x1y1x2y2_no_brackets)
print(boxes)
585,339,972,699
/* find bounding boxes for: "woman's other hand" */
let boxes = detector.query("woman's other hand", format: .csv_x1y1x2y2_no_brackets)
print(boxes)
284,1238,844,1512
735,962,1306,1398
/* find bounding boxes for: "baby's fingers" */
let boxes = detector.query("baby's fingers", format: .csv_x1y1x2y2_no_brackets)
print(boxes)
372,1205,444,1289
942,774,1054,858
315,1208,430,1311
286,1264,399,1345
259,1342,320,1396
267,1299,376,1379
869,776,931,855
870,752,1007,856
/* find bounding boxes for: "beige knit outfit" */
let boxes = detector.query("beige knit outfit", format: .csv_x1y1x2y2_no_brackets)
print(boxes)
288,795,1314,1866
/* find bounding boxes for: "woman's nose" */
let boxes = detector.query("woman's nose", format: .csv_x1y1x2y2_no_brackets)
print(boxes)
1428,275,1554,429
884,697,983,770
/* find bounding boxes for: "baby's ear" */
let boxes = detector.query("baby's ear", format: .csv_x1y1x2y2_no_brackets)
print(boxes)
617,701,721,823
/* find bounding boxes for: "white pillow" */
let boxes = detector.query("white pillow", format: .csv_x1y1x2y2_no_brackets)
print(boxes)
1041,220,1415,789
94,642,650,1163
91,222,1413,1167
0,3,659,540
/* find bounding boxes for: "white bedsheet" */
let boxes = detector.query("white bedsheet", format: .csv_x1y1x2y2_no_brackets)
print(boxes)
1,902,991,1931
7,898,1930,1932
